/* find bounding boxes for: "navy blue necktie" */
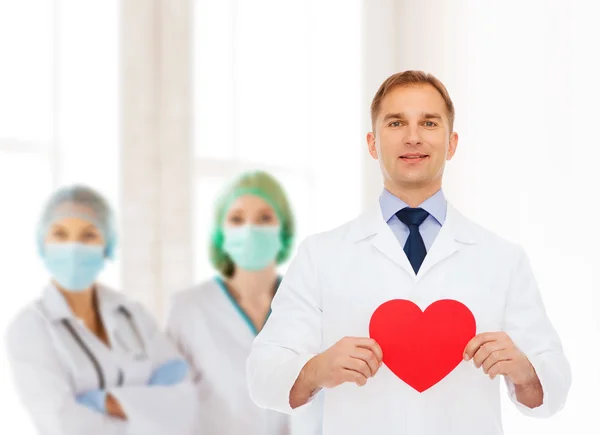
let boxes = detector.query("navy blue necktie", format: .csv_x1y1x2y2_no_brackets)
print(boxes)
396,207,430,273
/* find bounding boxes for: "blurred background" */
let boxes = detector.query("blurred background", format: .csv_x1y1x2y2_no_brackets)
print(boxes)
0,0,598,433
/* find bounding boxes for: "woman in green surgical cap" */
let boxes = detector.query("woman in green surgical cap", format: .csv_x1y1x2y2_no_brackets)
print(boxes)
167,171,322,435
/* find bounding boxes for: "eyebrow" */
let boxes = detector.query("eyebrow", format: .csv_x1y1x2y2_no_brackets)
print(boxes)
228,207,275,215
50,223,97,231
382,112,443,122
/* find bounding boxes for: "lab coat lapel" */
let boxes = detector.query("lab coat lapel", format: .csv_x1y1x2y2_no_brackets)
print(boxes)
41,283,75,322
95,284,123,343
353,202,477,280
415,204,477,281
372,228,415,276
354,204,415,276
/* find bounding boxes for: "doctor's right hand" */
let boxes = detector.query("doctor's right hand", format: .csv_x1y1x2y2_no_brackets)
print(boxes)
305,337,383,388
290,337,383,408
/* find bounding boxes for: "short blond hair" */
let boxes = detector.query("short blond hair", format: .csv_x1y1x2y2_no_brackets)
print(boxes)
370,70,455,132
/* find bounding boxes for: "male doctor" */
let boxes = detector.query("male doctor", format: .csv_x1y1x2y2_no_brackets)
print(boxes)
246,70,571,434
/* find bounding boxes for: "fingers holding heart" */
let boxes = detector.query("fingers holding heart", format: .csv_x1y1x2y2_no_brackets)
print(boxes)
481,350,514,377
464,332,537,384
472,341,506,369
464,332,519,379
474,343,516,380
486,360,510,380
350,348,380,377
464,332,509,361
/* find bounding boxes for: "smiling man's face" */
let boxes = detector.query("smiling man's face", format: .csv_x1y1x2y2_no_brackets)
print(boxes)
367,84,458,193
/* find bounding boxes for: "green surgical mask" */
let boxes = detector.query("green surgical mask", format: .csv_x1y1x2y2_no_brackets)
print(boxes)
223,225,282,271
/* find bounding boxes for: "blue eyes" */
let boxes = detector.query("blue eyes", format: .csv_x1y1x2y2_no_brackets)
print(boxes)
388,121,438,128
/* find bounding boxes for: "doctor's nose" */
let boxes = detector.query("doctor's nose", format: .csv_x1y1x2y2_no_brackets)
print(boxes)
404,126,422,147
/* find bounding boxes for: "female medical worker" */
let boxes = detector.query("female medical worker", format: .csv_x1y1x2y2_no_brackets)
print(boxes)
4,185,199,435
167,171,322,435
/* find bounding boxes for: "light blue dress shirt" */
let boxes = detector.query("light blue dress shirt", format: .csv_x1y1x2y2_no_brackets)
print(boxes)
379,188,447,251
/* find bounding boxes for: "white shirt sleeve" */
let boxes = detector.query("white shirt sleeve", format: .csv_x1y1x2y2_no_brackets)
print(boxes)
246,237,324,414
108,302,199,434
503,246,572,417
165,293,204,386
4,309,127,435
165,292,217,431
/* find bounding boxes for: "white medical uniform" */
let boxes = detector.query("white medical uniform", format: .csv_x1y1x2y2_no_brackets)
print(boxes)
167,277,323,435
5,283,198,435
246,203,571,435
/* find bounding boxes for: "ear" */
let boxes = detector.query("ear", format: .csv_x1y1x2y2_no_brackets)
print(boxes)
446,132,459,161
367,132,378,160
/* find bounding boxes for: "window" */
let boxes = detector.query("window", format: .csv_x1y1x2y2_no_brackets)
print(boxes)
0,1,118,432
192,0,364,281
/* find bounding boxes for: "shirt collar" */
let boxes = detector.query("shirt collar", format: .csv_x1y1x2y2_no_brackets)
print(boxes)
42,283,74,322
41,283,123,323
379,188,447,225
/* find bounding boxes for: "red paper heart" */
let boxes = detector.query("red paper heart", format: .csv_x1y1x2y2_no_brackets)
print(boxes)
369,299,476,393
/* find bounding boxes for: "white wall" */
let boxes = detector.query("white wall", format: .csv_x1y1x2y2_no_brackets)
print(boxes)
362,1,599,433
120,0,193,322
361,0,398,207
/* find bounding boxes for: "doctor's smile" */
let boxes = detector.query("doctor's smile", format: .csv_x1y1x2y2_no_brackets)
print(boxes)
399,152,429,163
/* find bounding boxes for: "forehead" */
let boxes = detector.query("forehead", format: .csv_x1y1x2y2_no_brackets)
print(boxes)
379,84,448,119
50,216,99,231
226,194,274,213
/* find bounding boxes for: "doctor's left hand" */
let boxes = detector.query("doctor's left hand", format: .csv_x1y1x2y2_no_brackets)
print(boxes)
463,332,540,386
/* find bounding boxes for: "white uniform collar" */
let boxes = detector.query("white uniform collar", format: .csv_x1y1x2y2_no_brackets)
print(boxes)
351,200,477,245
41,282,124,323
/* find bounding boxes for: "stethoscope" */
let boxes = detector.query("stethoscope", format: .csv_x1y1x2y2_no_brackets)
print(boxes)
61,306,146,389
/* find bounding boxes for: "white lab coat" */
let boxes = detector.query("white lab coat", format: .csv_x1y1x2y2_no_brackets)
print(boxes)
247,203,571,435
167,278,324,435
4,283,198,435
